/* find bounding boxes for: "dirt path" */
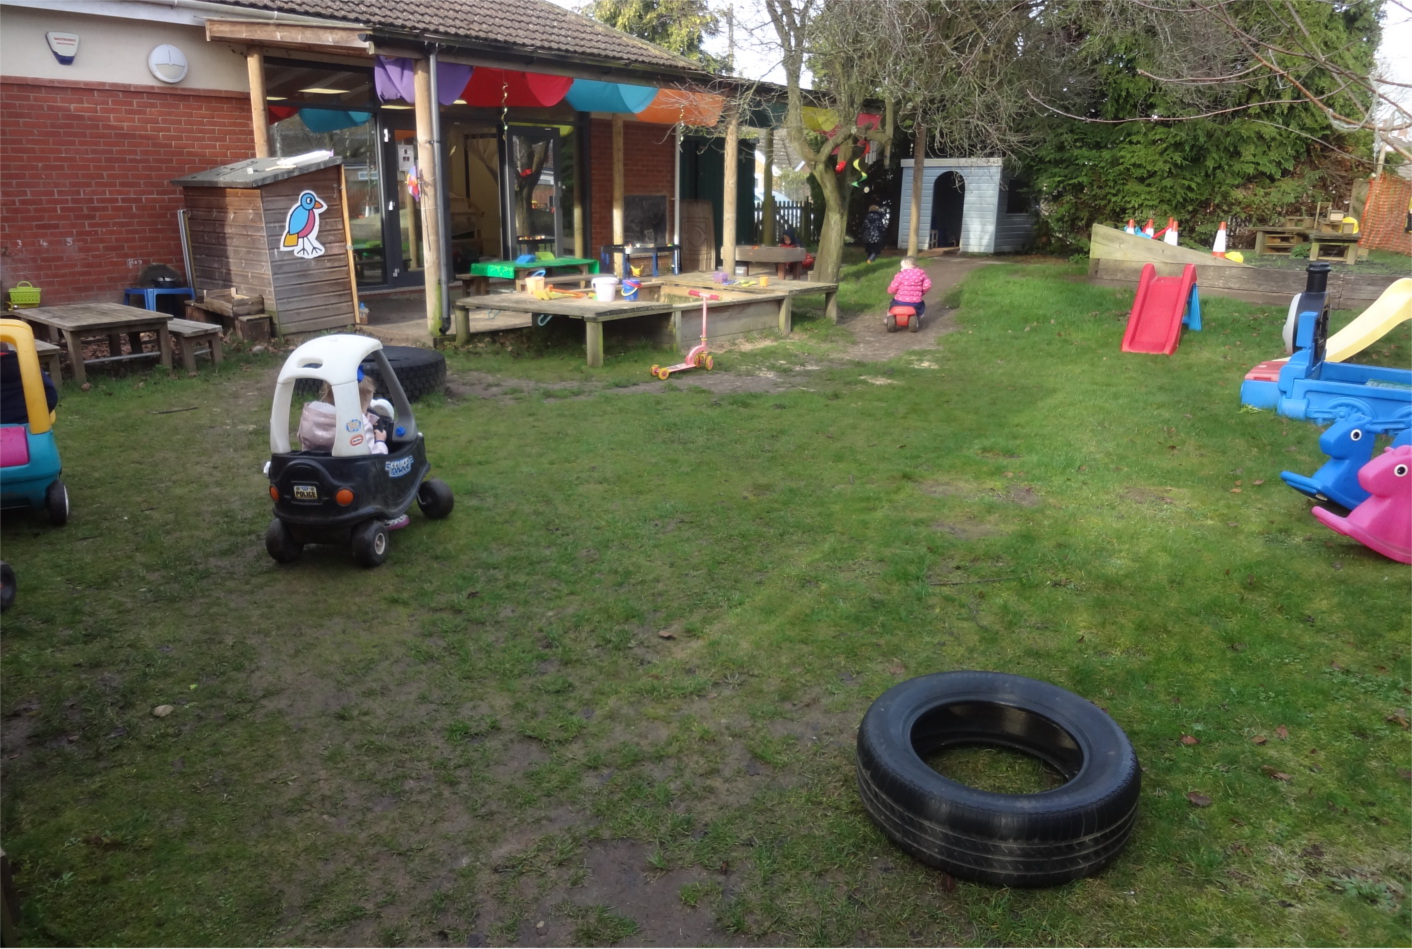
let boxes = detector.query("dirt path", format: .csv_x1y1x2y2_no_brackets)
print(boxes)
446,256,997,401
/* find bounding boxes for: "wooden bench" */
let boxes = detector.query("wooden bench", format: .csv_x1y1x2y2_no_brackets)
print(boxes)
33,339,62,381
167,318,223,372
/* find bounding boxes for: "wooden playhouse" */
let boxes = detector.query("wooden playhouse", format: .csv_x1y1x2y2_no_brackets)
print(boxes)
173,153,357,336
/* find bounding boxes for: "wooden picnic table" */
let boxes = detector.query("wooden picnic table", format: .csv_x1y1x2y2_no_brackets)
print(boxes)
20,302,172,385
734,244,808,279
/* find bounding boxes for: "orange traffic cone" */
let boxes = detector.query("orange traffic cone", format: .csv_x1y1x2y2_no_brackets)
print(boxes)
1211,221,1228,257
1125,219,1137,235
1164,219,1179,246
1142,218,1155,238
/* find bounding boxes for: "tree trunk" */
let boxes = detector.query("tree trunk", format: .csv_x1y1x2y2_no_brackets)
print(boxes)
908,121,924,256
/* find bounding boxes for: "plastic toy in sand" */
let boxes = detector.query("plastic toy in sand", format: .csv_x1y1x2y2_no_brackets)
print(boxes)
1311,444,1412,563
1121,263,1201,355
1280,413,1411,510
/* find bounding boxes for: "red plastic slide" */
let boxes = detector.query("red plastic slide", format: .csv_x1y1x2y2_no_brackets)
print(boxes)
1121,263,1197,355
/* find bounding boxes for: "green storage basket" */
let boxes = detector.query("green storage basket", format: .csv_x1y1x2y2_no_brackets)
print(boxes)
7,281,41,308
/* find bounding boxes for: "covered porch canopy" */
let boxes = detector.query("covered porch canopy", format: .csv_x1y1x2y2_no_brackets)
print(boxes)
206,13,774,338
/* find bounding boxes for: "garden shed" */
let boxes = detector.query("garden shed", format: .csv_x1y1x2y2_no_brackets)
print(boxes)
173,155,357,336
897,158,1035,254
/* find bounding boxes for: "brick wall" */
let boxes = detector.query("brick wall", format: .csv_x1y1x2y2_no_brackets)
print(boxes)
588,119,677,258
1358,173,1412,255
0,77,254,305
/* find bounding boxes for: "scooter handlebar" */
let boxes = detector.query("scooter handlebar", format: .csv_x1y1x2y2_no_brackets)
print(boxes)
688,290,720,300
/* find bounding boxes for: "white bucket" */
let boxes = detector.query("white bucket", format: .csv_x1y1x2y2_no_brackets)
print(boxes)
591,276,618,302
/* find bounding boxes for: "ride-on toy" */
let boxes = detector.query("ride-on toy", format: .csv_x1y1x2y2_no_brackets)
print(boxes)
0,318,68,525
652,289,716,380
885,304,920,333
266,335,453,567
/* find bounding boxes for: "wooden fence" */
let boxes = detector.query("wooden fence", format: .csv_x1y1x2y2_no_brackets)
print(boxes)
753,200,820,244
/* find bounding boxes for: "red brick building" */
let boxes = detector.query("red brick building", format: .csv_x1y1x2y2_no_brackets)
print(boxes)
0,0,733,315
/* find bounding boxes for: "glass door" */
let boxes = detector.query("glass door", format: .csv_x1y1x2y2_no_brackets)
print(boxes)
378,118,424,287
503,127,565,258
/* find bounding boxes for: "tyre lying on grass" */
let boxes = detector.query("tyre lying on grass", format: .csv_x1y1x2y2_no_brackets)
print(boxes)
855,670,1140,887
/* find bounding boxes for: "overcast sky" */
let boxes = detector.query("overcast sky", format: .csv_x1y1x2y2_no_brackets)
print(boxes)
548,0,1409,108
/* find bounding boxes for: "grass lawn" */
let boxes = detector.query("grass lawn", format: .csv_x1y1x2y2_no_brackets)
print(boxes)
1,255,1408,947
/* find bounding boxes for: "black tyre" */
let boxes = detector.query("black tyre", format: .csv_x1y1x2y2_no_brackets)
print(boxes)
1,562,15,612
265,518,303,563
362,346,446,402
908,313,920,333
856,671,1140,888
351,518,389,567
885,318,897,334
416,478,454,519
46,480,69,526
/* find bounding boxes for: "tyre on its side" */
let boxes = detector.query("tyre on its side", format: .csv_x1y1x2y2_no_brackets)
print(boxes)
416,478,454,519
362,346,447,402
46,480,69,526
855,670,1140,888
1,561,15,612
265,518,303,563
351,518,390,567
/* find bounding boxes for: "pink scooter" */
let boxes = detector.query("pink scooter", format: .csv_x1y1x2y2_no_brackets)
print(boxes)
652,289,716,380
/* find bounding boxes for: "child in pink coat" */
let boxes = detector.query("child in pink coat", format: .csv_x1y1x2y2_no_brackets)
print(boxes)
887,257,931,320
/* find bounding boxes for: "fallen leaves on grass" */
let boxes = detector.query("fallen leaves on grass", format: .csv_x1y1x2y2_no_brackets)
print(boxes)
1180,734,1200,746
1261,766,1293,782
1386,709,1410,730
1187,792,1213,807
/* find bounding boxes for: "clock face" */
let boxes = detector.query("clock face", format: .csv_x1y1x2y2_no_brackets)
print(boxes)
148,44,188,83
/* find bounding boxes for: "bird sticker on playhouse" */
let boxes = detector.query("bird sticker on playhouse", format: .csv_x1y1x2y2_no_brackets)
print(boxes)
281,190,327,259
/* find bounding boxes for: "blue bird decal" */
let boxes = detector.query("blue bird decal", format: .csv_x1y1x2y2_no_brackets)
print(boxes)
281,190,327,259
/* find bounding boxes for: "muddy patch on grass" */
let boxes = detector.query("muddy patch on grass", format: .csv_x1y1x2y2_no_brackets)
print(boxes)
518,839,757,948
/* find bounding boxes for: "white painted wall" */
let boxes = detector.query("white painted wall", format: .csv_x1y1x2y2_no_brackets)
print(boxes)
0,4,248,91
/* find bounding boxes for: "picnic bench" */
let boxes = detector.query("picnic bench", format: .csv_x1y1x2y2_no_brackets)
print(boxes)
733,245,808,279
20,302,172,385
167,318,224,372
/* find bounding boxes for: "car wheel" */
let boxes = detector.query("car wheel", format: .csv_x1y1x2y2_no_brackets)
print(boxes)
351,518,389,567
856,670,1140,888
362,346,447,402
46,480,69,526
265,518,303,563
1,562,15,612
416,478,454,520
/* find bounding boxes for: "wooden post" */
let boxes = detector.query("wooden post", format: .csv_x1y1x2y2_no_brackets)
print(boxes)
414,58,444,337
247,50,270,158
585,320,604,368
612,114,625,274
908,121,924,256
573,118,586,259
762,129,775,245
722,105,739,275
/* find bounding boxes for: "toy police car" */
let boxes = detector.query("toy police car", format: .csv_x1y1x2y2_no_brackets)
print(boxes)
265,335,452,566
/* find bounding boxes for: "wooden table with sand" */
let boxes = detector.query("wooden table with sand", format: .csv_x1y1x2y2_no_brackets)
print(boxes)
453,283,793,368
20,302,173,385
659,272,840,324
